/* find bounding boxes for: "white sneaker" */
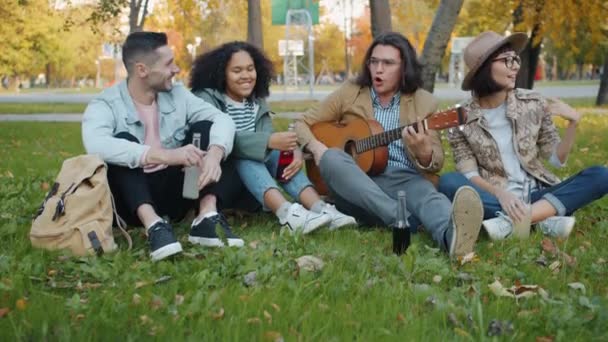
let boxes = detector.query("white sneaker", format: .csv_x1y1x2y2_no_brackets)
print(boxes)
538,216,575,238
482,212,513,241
280,203,332,234
321,204,357,230
449,186,484,258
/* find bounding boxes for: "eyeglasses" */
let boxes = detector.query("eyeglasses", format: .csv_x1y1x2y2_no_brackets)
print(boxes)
367,58,400,68
493,55,521,69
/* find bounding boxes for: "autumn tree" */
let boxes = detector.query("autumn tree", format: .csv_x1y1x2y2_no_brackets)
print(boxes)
248,0,264,49
369,0,391,38
419,0,465,92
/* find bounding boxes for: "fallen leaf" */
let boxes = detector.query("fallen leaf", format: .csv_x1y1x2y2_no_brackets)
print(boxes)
132,293,142,305
541,238,557,255
75,314,85,320
536,336,554,342
548,261,561,273
248,240,260,249
247,317,261,324
318,303,329,311
211,308,225,320
264,331,284,342
459,252,478,266
433,275,442,283
150,296,163,310
47,269,57,276
174,294,185,306
5,171,14,178
454,327,471,338
271,303,281,312
568,282,586,294
560,252,576,267
396,312,405,322
135,281,150,289
41,182,50,191
488,280,544,300
295,255,324,272
448,313,462,327
239,295,250,302
140,315,152,325
15,298,27,311
0,308,9,318
154,276,172,285
263,310,272,323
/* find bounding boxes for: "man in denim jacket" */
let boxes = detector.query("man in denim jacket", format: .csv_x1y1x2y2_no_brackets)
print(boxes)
82,32,243,261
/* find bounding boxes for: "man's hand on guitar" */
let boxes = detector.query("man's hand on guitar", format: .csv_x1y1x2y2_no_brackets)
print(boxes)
402,121,433,166
268,132,298,151
306,139,328,166
281,149,303,180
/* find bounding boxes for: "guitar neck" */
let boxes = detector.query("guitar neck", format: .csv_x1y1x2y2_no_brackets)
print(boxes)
355,120,427,153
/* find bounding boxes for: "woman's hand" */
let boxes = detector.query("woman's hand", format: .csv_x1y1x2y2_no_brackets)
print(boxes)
281,149,303,181
268,132,298,151
547,98,581,125
495,189,528,223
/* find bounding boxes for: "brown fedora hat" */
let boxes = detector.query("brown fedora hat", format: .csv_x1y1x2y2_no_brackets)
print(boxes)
461,31,528,91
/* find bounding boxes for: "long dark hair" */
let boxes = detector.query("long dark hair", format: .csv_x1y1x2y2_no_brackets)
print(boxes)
356,32,422,94
189,41,275,99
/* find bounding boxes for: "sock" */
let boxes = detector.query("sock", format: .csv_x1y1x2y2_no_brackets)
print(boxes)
192,210,219,226
310,200,327,213
276,202,293,223
146,218,164,233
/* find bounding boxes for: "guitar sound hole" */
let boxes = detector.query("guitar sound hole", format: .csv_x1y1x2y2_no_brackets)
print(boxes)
344,140,357,157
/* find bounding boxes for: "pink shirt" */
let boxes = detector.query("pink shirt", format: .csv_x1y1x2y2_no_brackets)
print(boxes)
133,99,167,173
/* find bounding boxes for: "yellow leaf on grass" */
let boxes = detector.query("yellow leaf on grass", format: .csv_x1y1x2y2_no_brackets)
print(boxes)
211,308,225,320
15,298,27,311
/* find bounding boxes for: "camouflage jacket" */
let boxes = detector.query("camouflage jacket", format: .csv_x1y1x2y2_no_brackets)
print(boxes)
447,89,561,188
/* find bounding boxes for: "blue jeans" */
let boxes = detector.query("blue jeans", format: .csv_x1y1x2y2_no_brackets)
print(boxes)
235,150,313,208
438,166,608,219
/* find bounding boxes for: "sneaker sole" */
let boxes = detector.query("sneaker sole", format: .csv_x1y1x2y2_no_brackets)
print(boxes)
150,242,183,262
329,217,358,230
301,215,332,234
450,186,484,258
188,236,245,247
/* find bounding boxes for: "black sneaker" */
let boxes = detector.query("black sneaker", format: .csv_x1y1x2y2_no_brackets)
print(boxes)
188,213,244,247
148,221,183,261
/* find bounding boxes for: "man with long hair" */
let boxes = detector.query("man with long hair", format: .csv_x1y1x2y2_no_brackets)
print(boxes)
82,32,244,261
295,32,484,258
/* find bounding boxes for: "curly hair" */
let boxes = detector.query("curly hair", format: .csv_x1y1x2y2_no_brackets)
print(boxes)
189,41,275,99
356,32,422,94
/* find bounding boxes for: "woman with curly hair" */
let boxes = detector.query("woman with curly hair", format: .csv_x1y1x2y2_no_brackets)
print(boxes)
190,41,356,234
439,31,608,240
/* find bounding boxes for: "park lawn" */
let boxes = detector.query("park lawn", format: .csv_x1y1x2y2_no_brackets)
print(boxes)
0,114,607,341
0,100,318,115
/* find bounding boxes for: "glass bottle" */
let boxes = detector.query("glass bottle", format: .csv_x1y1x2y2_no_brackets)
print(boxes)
393,190,410,255
276,123,295,183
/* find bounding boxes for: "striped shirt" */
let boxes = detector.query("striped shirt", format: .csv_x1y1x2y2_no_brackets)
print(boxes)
371,88,414,170
224,95,259,132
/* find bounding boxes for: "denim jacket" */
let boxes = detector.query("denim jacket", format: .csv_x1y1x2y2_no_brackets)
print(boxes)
447,89,561,188
82,81,235,168
193,88,274,162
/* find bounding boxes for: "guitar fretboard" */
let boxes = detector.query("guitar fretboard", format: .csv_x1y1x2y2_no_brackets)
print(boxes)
355,119,427,153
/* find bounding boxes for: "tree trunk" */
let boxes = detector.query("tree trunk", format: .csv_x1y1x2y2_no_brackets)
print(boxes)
596,53,608,105
129,0,150,33
419,0,464,93
45,63,51,88
515,28,542,89
369,0,392,38
247,0,263,49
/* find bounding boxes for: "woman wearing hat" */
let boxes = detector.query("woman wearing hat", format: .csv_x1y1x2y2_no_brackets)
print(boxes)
438,31,608,240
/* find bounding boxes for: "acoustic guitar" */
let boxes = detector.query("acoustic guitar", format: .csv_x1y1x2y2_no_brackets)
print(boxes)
306,107,466,195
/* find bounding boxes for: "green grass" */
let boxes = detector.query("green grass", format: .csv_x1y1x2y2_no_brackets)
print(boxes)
0,114,607,340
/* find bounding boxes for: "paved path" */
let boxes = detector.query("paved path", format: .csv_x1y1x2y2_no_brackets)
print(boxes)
0,84,600,103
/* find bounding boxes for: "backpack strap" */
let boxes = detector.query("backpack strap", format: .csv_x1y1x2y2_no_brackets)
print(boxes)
110,192,133,250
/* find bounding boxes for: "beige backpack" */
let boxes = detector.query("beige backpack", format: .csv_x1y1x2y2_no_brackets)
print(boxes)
30,154,132,256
